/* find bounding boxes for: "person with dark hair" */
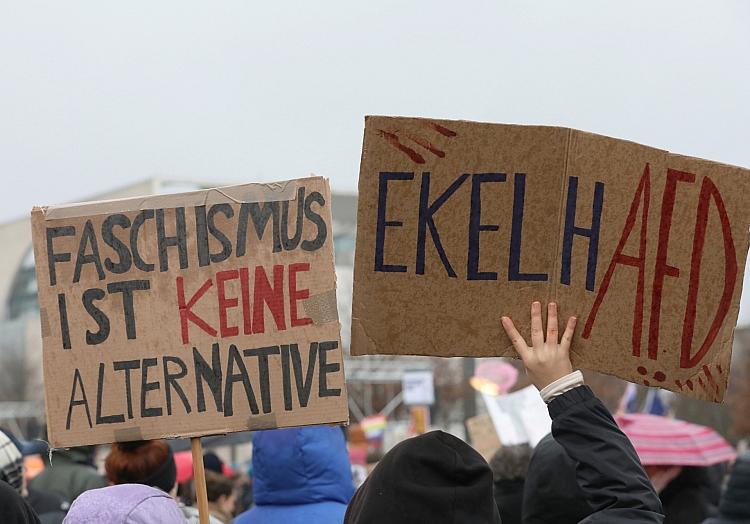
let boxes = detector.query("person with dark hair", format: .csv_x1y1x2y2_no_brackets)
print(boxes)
203,452,225,475
29,446,106,503
205,470,236,524
0,480,40,524
704,451,750,524
502,302,664,523
236,425,354,524
488,444,532,524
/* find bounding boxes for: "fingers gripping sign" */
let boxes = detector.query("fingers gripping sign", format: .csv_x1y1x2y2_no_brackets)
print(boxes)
501,302,577,390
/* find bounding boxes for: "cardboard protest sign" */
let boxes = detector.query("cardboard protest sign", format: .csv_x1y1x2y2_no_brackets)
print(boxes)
465,413,501,461
351,116,750,402
31,177,347,448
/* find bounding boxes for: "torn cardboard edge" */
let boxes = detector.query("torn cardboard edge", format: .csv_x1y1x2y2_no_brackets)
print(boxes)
352,116,750,404
34,178,310,220
365,115,750,173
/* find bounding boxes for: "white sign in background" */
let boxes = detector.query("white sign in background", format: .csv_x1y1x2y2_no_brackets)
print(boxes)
482,385,551,447
402,370,435,406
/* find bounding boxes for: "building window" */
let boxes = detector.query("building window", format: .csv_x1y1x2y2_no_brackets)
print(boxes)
7,248,38,320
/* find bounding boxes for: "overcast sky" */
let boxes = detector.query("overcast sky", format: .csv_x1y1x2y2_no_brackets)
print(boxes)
2,1,750,319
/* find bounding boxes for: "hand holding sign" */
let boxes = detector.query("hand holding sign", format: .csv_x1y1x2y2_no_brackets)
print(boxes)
502,302,576,390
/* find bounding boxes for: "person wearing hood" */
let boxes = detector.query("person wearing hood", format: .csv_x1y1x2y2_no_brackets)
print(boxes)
29,446,107,503
235,425,354,524
62,483,185,523
344,430,502,524
703,451,750,524
502,302,664,523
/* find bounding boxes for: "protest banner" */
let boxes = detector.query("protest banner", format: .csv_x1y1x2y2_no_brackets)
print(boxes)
351,116,750,402
31,177,347,448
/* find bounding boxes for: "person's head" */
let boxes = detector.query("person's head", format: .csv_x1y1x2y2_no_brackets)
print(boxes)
105,440,177,495
523,433,592,524
489,443,532,482
203,452,224,475
345,430,501,524
489,443,532,524
0,430,24,496
205,470,236,516
64,484,184,523
252,425,354,507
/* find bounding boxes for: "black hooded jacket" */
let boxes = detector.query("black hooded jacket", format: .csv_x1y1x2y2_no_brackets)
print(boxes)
523,385,664,523
344,430,502,524
0,481,40,524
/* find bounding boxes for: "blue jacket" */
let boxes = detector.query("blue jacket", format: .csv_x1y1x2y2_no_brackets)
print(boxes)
236,425,354,524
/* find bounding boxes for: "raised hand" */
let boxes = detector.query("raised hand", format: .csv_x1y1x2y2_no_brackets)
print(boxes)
501,302,577,390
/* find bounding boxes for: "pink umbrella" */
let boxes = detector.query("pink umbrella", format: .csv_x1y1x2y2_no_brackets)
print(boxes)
615,413,736,467
174,451,194,484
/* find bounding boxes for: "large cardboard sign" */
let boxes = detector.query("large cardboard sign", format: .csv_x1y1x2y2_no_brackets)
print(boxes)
351,116,750,402
31,177,347,447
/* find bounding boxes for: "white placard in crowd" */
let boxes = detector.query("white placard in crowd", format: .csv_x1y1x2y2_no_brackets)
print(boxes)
482,385,551,447
402,370,435,406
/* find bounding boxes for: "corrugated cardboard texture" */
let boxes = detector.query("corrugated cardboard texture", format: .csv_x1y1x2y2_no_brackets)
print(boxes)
31,176,348,448
351,116,750,403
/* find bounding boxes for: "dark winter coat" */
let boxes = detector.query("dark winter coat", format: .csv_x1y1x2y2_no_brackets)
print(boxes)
0,480,40,524
493,479,524,524
26,487,68,524
344,430,501,524
29,448,106,503
704,451,750,524
661,467,719,524
523,385,664,523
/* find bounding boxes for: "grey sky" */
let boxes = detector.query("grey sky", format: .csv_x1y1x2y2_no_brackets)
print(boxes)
3,1,750,318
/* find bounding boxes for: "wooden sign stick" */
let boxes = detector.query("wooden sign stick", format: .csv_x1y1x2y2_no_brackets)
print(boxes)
191,437,210,524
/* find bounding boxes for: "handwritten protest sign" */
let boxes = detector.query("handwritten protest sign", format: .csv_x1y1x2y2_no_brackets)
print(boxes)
351,116,750,402
31,177,347,448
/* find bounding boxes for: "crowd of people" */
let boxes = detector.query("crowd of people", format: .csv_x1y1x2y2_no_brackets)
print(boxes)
1,302,749,523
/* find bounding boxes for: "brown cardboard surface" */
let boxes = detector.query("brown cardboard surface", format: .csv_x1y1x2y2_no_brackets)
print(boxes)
31,176,347,448
466,413,501,461
351,116,750,402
